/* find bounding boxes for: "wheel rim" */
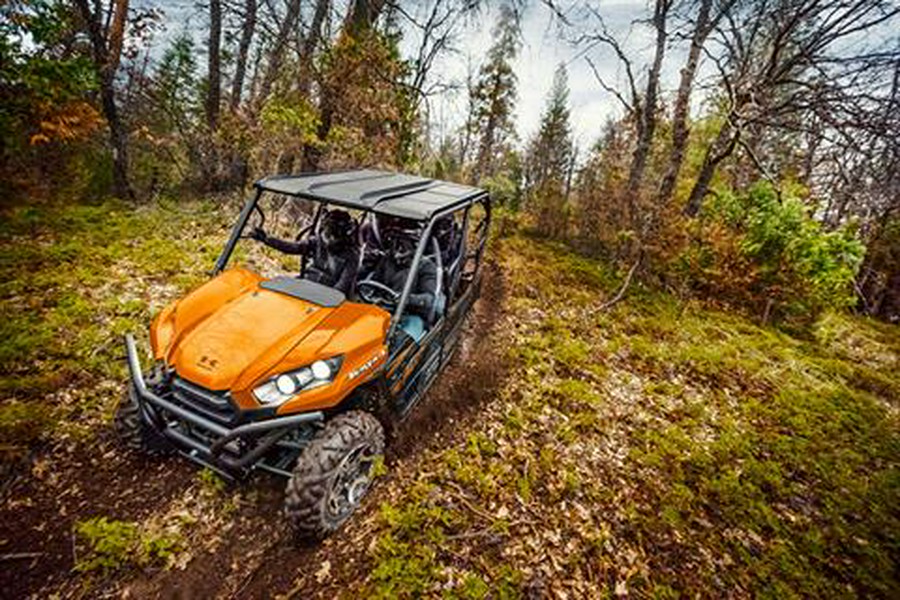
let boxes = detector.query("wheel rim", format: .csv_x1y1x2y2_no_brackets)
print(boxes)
326,442,379,520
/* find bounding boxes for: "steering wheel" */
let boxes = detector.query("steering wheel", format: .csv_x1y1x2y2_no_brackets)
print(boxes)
357,280,400,308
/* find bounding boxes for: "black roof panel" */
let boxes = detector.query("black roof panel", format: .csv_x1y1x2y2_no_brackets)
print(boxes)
255,170,486,220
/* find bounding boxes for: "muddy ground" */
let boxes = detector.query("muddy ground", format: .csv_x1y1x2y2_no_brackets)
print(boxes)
0,262,507,599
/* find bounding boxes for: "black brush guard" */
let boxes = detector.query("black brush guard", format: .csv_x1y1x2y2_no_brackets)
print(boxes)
124,334,323,480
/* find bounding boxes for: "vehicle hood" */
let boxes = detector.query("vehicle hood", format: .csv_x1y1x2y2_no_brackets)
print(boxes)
170,288,331,390
151,269,388,394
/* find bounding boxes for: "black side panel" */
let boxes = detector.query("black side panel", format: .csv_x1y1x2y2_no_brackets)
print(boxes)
260,276,345,307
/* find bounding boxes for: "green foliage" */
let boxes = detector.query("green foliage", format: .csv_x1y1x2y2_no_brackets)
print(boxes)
74,516,184,574
152,34,201,130
369,533,439,598
465,4,520,180
480,171,520,209
0,1,96,109
524,67,574,238
74,517,139,573
691,181,864,323
0,0,99,186
197,468,226,496
260,96,320,145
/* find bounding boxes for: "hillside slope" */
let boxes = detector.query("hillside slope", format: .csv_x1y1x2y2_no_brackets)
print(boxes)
1,201,898,598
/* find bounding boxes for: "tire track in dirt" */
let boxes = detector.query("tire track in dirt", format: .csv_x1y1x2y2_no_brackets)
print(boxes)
0,259,508,599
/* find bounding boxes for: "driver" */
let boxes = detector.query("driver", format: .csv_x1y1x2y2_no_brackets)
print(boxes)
367,216,437,342
250,208,359,295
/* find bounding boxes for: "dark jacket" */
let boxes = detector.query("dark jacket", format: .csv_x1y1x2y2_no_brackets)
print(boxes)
261,235,359,295
372,255,438,319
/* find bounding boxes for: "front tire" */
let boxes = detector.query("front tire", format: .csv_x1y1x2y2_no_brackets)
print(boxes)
114,384,166,454
284,411,385,538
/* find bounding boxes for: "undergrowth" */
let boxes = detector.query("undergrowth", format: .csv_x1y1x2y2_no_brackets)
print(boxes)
1,200,897,597
363,234,899,598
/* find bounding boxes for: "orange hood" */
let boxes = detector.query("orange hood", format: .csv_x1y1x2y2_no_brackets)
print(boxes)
151,269,389,396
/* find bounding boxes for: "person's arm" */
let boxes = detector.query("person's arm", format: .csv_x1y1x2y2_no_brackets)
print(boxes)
406,259,437,310
251,228,310,255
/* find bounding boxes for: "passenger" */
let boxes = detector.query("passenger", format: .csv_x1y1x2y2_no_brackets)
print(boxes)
370,216,438,341
432,215,462,269
250,209,359,295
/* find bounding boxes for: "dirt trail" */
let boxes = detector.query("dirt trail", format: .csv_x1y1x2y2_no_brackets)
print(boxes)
0,260,508,599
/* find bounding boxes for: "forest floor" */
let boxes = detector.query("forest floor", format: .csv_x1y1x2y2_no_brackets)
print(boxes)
0,198,898,599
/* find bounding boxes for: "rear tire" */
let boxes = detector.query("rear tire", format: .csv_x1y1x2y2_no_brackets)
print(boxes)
284,411,385,538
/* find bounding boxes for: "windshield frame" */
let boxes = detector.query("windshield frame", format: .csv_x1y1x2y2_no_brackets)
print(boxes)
214,189,441,333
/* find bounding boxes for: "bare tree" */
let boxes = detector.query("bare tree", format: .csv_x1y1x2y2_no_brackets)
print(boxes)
624,0,672,205
257,0,303,104
230,0,257,111
74,0,134,199
206,0,222,130
298,0,331,94
346,0,388,35
684,0,900,216
656,0,735,207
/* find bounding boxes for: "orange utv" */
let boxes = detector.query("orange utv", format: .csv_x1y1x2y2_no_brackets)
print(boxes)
119,170,491,537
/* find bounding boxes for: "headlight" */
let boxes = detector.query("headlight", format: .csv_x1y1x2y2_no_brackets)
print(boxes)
253,356,343,405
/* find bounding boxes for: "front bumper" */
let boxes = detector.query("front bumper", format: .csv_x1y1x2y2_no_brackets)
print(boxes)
124,334,323,479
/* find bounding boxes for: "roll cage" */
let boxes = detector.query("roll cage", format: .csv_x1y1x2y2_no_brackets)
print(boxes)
214,170,492,340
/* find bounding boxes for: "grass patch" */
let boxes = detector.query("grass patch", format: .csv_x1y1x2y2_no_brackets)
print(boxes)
0,198,231,446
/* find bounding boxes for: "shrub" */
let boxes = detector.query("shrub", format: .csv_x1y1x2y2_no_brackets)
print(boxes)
683,182,864,325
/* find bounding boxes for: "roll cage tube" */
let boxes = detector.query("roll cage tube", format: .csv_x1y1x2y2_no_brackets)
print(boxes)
447,204,471,302
301,202,326,279
214,187,263,274
388,218,435,340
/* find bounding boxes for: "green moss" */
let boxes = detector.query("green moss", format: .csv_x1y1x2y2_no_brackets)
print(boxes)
197,468,227,497
74,516,185,574
0,198,228,446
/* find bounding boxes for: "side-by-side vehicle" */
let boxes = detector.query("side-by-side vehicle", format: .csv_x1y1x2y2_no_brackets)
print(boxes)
118,170,491,536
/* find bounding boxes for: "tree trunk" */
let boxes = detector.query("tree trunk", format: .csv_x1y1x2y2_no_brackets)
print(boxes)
101,75,131,199
625,0,669,206
299,0,330,94
684,124,740,216
257,0,303,105
231,0,257,111
346,0,387,36
75,0,134,200
304,1,386,172
657,0,715,207
206,0,222,130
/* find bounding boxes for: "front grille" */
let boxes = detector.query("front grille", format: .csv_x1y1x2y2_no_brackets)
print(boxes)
170,377,238,425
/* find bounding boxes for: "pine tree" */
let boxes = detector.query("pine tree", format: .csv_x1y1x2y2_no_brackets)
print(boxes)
527,64,574,237
465,4,520,182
